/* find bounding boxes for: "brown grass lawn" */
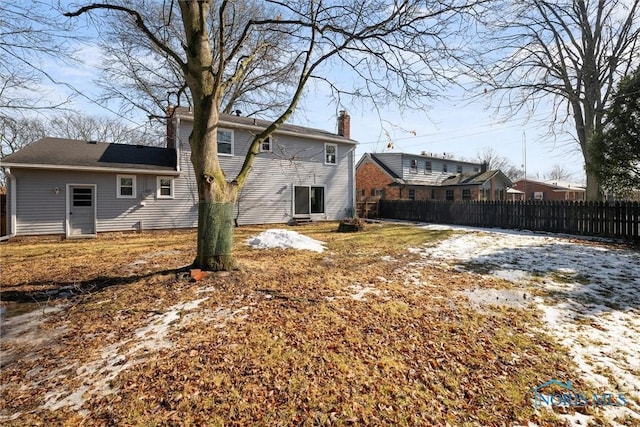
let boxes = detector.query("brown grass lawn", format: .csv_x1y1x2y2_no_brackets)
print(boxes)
0,222,590,426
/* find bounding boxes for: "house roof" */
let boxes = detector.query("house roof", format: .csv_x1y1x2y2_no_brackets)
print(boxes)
1,137,178,174
372,151,484,166
440,170,512,187
173,107,357,145
514,179,585,192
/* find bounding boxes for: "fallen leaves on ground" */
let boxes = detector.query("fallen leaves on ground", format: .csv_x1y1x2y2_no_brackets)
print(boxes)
1,223,585,426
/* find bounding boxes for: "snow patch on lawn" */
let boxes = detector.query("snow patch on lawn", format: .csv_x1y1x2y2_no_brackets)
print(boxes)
416,224,640,425
43,298,210,413
346,284,382,301
246,229,325,252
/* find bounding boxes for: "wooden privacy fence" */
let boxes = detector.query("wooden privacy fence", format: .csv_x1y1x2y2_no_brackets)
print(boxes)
379,200,640,242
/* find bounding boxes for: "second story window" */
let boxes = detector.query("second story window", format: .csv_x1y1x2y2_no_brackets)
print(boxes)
457,165,463,174
260,136,272,153
443,163,448,173
325,143,337,165
410,159,418,173
217,128,233,155
425,161,432,174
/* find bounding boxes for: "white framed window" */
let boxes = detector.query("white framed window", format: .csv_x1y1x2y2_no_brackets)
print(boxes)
325,143,337,165
443,163,448,173
259,136,273,153
117,175,136,199
157,176,174,199
425,161,432,174
457,165,463,174
409,159,418,173
217,128,233,156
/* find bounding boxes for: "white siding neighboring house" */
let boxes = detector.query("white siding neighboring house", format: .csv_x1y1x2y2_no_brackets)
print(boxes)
0,111,356,238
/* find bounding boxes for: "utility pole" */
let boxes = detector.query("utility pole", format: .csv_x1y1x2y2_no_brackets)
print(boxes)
522,130,527,200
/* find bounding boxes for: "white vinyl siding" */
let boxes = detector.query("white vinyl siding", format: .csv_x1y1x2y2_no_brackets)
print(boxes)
377,153,484,186
117,175,136,198
10,169,197,236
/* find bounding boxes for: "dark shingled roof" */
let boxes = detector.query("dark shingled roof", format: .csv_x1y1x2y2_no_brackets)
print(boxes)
1,137,177,171
440,170,510,186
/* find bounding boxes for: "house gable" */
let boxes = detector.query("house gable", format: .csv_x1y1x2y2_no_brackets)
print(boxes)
355,154,401,200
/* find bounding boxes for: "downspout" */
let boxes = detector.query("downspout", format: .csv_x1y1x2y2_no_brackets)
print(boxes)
175,115,181,172
0,167,17,241
346,145,357,218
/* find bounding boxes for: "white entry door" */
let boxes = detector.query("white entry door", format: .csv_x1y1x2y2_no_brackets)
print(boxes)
67,185,96,237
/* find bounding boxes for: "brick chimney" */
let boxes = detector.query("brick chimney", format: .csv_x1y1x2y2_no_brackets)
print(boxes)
337,110,350,139
166,104,176,149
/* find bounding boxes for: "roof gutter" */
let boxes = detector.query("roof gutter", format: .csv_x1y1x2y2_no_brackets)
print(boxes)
1,167,16,241
0,163,181,176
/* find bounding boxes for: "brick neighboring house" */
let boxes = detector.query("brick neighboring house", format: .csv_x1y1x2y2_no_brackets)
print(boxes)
512,179,585,201
356,152,512,202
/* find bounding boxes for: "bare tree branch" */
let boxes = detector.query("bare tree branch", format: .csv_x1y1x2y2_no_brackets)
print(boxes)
467,0,640,200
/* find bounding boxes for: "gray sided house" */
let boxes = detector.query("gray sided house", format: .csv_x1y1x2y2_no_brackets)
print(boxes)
1,111,357,238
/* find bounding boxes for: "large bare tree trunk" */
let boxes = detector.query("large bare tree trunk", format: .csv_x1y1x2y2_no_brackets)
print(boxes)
181,0,238,271
189,102,238,270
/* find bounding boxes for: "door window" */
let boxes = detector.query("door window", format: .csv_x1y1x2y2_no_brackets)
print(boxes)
73,188,92,206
